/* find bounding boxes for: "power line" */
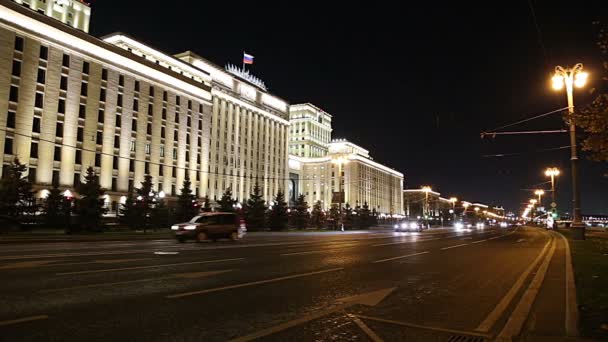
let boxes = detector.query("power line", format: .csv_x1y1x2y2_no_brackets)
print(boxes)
482,145,569,158
482,107,567,134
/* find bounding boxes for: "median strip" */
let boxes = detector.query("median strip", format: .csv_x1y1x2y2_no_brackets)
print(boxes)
56,258,243,276
372,251,430,263
166,267,343,299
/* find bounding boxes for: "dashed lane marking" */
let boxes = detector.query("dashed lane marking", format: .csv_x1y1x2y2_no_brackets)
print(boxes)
56,258,243,276
167,267,343,299
372,251,430,264
0,315,48,327
440,243,469,250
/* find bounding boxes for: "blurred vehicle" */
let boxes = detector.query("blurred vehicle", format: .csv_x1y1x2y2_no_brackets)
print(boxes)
394,219,426,232
500,222,508,228
171,212,246,243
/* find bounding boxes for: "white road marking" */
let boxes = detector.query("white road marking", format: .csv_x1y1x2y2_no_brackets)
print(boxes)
41,270,233,293
56,258,243,276
372,251,430,264
0,315,48,326
497,237,557,339
440,243,469,250
475,234,552,333
471,239,487,244
372,237,440,247
348,314,385,342
354,315,490,339
558,232,579,337
167,267,344,299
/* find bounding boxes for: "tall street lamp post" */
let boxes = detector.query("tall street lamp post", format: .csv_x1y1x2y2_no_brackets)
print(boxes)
332,156,349,231
422,186,432,227
545,167,560,211
552,64,588,239
449,197,458,225
534,189,545,205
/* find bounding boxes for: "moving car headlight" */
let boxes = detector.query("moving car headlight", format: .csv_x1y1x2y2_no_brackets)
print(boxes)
394,224,399,229
500,222,508,228
184,225,197,230
455,222,464,230
476,223,485,229
410,222,419,229
171,225,179,230
401,223,408,229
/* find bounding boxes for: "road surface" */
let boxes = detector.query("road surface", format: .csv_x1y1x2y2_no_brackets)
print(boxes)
0,226,575,341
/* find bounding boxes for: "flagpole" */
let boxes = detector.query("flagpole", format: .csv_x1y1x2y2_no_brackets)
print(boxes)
242,51,245,72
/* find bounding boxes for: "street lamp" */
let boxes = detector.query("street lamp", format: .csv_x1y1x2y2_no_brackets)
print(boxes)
421,186,432,224
545,167,560,210
552,64,588,238
449,197,457,223
332,156,349,230
530,199,537,205
534,189,545,204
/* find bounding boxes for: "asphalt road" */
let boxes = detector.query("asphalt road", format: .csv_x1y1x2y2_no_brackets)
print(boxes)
0,226,571,341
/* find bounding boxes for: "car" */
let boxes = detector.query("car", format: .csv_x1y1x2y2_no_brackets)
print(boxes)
171,212,246,243
394,219,426,232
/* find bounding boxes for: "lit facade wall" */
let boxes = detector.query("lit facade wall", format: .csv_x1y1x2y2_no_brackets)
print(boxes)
12,0,91,32
289,103,332,158
289,154,404,216
0,1,213,213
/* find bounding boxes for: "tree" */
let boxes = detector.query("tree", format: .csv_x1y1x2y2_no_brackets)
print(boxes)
292,194,310,230
268,190,288,231
119,191,137,229
218,188,236,212
343,203,354,229
358,202,372,229
134,174,156,232
575,24,608,173
310,200,325,228
245,182,266,231
201,195,212,212
329,204,340,230
176,174,198,222
75,167,106,231
43,180,66,228
0,157,35,220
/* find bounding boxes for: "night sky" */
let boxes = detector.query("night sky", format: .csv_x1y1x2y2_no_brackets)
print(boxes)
89,1,608,214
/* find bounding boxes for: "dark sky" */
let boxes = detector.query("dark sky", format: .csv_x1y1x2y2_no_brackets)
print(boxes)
89,1,608,215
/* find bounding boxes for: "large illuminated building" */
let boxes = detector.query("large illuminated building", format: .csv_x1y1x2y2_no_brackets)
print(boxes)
13,0,91,32
0,0,288,213
288,104,404,217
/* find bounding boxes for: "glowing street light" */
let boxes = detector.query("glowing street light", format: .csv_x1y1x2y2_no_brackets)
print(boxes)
449,197,458,222
529,199,537,205
332,156,349,230
421,186,432,220
551,64,587,238
545,167,560,211
534,189,545,204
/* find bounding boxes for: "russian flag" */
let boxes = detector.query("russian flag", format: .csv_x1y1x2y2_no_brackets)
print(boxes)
243,52,254,65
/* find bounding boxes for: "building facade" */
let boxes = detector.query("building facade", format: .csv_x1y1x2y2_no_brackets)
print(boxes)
288,106,404,217
0,0,289,214
289,103,332,158
13,0,90,32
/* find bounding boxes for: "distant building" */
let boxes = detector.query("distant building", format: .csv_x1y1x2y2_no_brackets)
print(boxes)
288,104,404,217
12,0,91,32
289,103,332,158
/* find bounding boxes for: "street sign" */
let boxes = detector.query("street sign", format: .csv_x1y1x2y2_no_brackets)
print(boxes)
551,202,557,208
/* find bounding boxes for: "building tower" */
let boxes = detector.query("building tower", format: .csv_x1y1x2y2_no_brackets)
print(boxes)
12,0,91,32
289,103,332,158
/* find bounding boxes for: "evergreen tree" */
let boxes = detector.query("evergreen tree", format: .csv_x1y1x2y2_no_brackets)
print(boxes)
268,190,288,231
245,182,266,231
75,167,106,231
201,195,212,212
329,204,340,230
0,157,35,219
152,197,170,229
218,188,236,212
343,203,354,229
359,202,372,229
176,174,198,222
292,194,310,230
310,200,325,228
134,174,156,232
43,180,65,228
119,191,137,229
